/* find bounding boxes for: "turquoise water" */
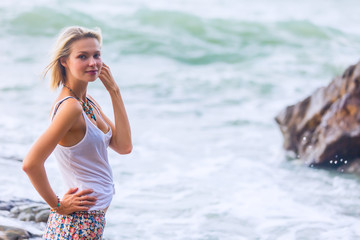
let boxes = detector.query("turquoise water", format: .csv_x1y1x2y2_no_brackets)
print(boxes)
1,0,360,239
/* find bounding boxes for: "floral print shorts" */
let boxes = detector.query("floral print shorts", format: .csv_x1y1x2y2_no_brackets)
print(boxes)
43,210,106,240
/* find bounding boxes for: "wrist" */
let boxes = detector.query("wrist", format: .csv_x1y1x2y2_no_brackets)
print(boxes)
52,195,61,211
108,85,120,94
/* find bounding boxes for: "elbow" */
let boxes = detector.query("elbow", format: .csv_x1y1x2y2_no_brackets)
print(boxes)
22,160,32,173
111,137,133,155
22,158,38,174
113,143,132,155
121,144,133,155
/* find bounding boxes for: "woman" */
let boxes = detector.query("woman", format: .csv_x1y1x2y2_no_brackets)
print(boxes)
22,26,132,239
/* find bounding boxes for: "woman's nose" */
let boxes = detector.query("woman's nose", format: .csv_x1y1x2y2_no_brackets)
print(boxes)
89,57,96,66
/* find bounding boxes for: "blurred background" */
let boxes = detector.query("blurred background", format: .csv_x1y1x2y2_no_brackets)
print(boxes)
1,0,360,239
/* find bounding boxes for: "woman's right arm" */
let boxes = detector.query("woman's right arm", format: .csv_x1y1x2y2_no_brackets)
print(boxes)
22,98,96,214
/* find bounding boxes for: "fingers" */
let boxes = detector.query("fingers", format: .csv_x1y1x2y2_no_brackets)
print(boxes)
60,205,91,215
99,63,111,75
75,194,96,213
58,188,97,215
99,68,111,79
98,64,119,92
74,188,94,197
78,199,97,206
65,187,78,194
79,195,97,202
78,195,97,205
75,189,97,207
99,63,109,73
66,188,97,204
77,206,92,212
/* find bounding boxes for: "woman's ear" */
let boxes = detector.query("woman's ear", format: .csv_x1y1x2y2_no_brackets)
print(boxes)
60,57,67,68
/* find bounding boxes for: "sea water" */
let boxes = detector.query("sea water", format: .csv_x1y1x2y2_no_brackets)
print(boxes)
1,0,360,239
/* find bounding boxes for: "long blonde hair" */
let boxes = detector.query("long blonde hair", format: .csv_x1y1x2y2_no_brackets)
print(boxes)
43,26,102,89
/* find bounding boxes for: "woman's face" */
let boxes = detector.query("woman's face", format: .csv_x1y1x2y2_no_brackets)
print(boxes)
62,38,102,84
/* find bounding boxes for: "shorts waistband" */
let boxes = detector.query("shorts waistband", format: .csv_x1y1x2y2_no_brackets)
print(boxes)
51,209,106,216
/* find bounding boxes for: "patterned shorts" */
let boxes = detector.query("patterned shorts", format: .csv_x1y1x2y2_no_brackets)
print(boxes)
43,210,106,240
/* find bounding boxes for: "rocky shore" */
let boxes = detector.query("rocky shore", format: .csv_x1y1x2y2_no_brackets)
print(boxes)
0,199,49,240
276,61,360,174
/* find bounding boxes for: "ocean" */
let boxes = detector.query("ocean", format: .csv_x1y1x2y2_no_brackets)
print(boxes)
1,0,360,239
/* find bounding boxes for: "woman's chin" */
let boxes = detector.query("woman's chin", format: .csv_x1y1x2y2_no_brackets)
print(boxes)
87,77,98,83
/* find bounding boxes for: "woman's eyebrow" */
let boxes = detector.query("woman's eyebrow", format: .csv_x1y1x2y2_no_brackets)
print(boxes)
76,50,101,54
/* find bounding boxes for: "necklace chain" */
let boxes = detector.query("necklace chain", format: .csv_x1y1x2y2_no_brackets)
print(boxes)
63,85,97,121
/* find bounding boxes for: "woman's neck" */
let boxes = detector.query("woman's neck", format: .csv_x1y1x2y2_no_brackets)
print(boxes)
64,81,88,102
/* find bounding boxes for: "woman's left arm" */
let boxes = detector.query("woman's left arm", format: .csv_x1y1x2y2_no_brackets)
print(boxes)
98,63,132,154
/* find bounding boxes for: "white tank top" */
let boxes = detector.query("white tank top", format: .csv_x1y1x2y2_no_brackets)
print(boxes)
51,96,114,211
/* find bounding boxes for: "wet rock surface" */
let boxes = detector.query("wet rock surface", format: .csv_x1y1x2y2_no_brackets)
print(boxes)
276,62,360,173
0,199,48,239
0,225,32,240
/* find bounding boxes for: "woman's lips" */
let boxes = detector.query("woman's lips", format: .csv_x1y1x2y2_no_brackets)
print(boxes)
86,70,98,75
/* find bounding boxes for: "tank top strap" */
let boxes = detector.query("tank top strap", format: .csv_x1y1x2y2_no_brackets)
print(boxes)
86,97,111,131
86,97,101,115
51,96,78,120
87,97,107,121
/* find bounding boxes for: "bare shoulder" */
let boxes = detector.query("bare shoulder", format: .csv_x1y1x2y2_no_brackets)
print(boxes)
52,97,82,123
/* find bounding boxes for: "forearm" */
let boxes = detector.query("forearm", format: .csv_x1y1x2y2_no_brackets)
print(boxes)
23,161,58,209
98,62,132,154
109,88,132,153
22,134,60,209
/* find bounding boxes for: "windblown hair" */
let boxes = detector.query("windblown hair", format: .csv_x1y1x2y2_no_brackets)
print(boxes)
43,26,102,89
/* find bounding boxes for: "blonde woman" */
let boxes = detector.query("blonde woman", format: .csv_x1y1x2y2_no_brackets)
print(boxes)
22,26,132,239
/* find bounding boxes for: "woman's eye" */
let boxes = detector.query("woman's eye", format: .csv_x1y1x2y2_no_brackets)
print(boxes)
79,55,87,60
94,54,101,59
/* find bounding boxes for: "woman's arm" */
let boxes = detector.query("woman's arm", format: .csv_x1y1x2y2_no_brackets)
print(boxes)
22,98,96,214
97,63,132,154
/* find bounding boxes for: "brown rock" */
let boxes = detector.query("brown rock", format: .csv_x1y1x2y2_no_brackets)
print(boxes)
35,209,50,223
0,225,31,240
275,62,360,172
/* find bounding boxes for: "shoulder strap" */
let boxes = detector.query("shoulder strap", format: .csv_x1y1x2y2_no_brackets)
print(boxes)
87,97,101,115
87,97,109,125
51,96,77,120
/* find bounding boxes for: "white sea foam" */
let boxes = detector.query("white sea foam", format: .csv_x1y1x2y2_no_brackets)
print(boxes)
1,0,360,239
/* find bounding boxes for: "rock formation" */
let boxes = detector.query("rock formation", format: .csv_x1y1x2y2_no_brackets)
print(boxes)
0,199,48,239
275,62,360,174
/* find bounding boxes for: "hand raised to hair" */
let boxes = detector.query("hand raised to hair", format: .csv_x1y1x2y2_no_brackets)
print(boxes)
99,63,120,93
56,187,97,215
